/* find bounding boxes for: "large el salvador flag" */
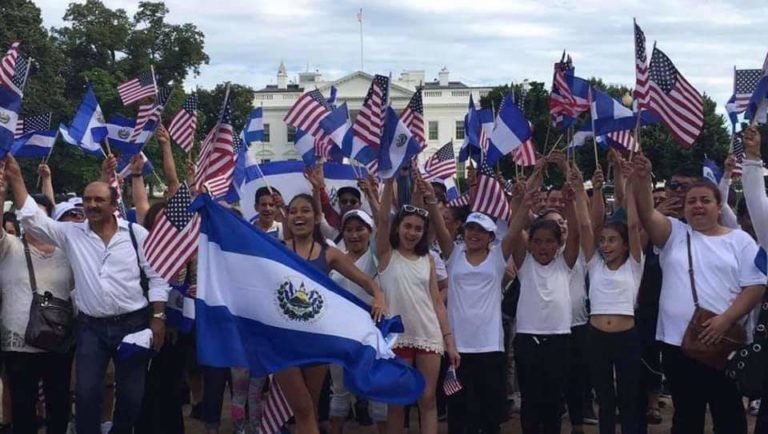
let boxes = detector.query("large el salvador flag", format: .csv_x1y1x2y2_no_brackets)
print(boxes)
192,195,426,404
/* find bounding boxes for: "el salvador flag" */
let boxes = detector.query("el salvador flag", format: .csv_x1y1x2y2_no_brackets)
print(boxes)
568,123,594,149
458,95,481,163
192,195,425,404
487,93,531,166
702,159,722,185
0,86,22,157
11,130,56,158
167,281,195,333
242,107,264,144
116,152,153,179
746,58,768,124
321,103,375,165
106,114,143,154
378,106,422,179
60,84,108,156
294,128,318,165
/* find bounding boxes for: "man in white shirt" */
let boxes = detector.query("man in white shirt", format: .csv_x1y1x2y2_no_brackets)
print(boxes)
3,155,171,434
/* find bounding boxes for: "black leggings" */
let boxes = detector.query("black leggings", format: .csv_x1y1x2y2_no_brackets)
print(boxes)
513,333,569,434
587,325,641,434
447,352,507,434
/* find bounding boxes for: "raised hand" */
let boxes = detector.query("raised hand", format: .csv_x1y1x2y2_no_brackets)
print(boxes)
631,153,652,181
743,127,761,160
592,168,605,191
724,155,736,180
547,150,568,174
156,124,171,147
2,155,22,184
100,154,117,181
38,163,51,179
130,155,145,176
568,165,585,191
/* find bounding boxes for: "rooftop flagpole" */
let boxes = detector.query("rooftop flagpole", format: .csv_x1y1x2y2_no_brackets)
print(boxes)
357,8,364,71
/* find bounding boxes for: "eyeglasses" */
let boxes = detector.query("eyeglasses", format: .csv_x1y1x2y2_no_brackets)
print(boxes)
400,204,429,218
666,181,689,192
64,210,84,218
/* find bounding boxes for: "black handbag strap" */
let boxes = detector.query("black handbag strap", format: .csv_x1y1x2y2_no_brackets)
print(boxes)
128,223,150,296
686,231,700,308
21,237,38,293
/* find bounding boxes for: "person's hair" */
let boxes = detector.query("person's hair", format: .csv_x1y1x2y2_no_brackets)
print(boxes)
538,208,564,220
3,212,19,236
670,166,702,182
31,194,54,217
546,187,562,197
601,219,629,247
447,206,469,225
529,218,562,244
389,209,430,256
255,187,281,204
288,194,325,247
652,187,666,194
144,201,167,231
737,197,750,219
337,186,361,201
684,181,722,205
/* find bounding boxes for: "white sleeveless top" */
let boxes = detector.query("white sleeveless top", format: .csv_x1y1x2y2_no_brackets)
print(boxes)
446,242,506,353
515,252,573,335
587,253,645,316
379,250,443,353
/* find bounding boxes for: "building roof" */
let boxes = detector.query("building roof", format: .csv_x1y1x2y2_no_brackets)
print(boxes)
422,81,489,89
255,84,304,93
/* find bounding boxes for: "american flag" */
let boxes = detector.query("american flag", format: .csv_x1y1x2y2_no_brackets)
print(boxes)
143,183,201,282
731,132,744,177
446,193,470,208
512,135,537,167
167,93,198,152
646,47,704,149
472,161,511,220
131,87,170,142
549,59,577,125
423,141,456,181
117,70,157,106
14,112,51,138
0,42,29,98
261,377,293,434
194,93,235,197
606,130,638,152
108,174,127,218
353,74,389,150
733,69,763,114
284,89,332,138
401,87,425,148
634,21,650,110
442,366,463,396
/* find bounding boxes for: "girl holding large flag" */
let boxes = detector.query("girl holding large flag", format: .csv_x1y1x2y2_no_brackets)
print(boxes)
277,193,386,434
376,177,460,434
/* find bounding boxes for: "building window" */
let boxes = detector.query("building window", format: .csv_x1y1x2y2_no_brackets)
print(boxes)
428,121,439,141
455,121,465,140
261,158,271,164
287,125,296,143
263,124,270,143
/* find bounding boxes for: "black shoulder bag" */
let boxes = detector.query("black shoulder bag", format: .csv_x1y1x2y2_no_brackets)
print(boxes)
726,292,768,398
22,237,74,352
128,223,150,296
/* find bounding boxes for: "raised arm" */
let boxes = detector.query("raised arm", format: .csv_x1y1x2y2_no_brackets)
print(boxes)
38,163,55,205
631,154,672,248
130,155,150,225
624,165,642,263
428,256,460,368
508,189,533,268
590,167,606,234
99,154,117,183
742,127,768,249
718,157,738,229
570,166,595,262
359,176,380,226
562,185,580,268
420,176,454,258
502,180,526,260
376,177,395,269
157,125,180,197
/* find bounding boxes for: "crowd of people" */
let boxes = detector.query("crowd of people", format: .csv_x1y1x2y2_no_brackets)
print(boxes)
0,123,767,434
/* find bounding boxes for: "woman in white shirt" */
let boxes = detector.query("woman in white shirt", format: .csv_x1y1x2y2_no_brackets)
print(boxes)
507,184,579,434
422,178,515,434
0,176,74,434
632,153,766,434
328,209,387,434
572,166,644,434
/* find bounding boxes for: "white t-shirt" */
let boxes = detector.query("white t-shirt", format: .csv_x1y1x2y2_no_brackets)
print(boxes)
587,253,645,316
657,218,767,346
569,251,588,327
430,250,448,283
330,249,376,305
446,242,507,353
515,252,573,335
0,231,74,353
254,220,284,241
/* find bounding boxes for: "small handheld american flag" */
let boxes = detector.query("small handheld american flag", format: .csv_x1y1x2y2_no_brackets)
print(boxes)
118,70,158,106
167,93,198,152
262,376,293,434
442,366,463,396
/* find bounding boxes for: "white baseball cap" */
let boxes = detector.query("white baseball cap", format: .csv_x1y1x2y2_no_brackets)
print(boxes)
53,202,84,221
464,212,496,233
341,209,375,231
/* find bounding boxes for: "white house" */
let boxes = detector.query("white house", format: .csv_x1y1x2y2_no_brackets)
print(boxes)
250,63,494,162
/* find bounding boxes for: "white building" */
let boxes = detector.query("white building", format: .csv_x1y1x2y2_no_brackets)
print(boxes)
251,63,494,162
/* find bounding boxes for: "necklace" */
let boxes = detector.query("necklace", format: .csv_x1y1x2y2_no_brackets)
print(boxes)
292,239,316,260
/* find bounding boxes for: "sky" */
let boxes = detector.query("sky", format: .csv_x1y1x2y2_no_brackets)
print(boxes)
34,0,768,110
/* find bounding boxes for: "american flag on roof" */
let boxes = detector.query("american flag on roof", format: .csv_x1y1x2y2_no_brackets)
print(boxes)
0,42,29,98
194,91,235,198
131,87,170,142
401,87,425,148
634,21,650,110
353,74,389,150
284,89,332,138
144,182,201,282
472,161,510,220
14,112,51,138
167,93,198,152
733,69,762,114
423,141,456,181
118,70,157,106
646,47,704,148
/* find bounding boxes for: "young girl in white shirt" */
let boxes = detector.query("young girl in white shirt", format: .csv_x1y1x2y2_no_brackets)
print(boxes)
572,165,644,434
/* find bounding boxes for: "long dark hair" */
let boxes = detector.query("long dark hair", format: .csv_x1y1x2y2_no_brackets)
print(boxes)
288,194,326,247
144,201,167,231
389,208,430,257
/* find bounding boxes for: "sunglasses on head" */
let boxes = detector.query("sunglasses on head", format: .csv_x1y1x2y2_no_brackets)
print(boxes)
666,181,689,192
400,204,429,218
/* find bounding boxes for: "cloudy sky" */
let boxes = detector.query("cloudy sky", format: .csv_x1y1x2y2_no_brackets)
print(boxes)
35,0,768,108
